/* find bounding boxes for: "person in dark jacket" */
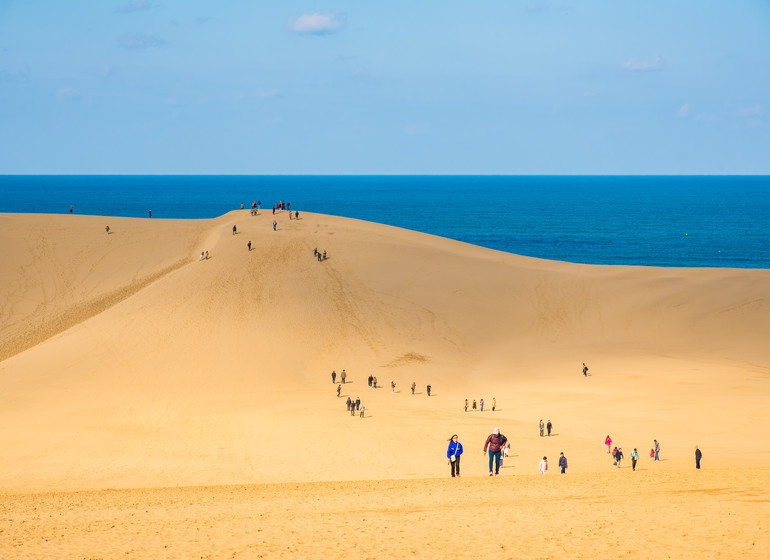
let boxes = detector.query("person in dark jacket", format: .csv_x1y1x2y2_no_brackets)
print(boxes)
558,452,568,474
616,447,624,468
547,420,552,436
483,427,507,476
447,434,464,477
695,446,703,469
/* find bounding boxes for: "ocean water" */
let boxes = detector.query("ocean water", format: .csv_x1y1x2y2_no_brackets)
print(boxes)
1,175,768,269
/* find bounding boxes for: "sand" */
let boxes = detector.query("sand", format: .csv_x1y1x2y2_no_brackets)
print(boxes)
1,209,769,558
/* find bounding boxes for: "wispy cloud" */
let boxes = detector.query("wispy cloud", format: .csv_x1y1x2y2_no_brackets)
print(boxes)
621,55,662,71
676,103,690,118
118,32,166,49
733,104,764,118
56,87,81,99
289,13,345,35
115,0,150,14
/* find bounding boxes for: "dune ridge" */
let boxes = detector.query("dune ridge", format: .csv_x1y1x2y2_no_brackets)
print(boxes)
1,209,769,557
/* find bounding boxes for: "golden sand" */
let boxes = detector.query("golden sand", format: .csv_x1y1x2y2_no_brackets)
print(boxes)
1,210,768,558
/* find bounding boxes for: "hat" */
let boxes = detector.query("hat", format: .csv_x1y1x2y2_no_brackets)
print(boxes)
493,427,499,434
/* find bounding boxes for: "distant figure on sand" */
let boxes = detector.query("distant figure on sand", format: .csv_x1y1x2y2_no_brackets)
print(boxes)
483,427,507,476
447,435,463,478
631,448,639,471
391,381,396,393
650,448,655,459
247,240,251,251
341,369,347,384
337,384,341,397
359,404,365,418
472,400,477,412
149,209,152,218
654,440,660,461
105,225,110,234
612,447,619,465
355,397,360,411
426,385,431,396
480,398,485,412
464,399,469,412
272,221,277,231
205,251,209,260
411,381,416,395
547,420,552,436
373,376,378,388
539,419,545,437
332,370,337,384
232,225,236,235
605,435,612,453
70,205,73,213
582,363,588,376
695,446,703,469
368,374,373,387
492,398,496,411
295,211,299,219
200,252,205,261
559,452,568,474
346,397,351,411
539,456,548,474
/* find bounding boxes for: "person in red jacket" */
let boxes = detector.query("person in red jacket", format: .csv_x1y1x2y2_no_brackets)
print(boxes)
483,427,507,476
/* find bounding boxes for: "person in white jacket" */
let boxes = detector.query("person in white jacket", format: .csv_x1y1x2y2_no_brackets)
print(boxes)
539,456,548,474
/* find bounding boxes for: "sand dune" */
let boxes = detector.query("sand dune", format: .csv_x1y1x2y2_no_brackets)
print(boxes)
1,209,769,557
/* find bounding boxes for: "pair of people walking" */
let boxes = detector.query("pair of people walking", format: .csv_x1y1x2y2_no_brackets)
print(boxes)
539,420,552,436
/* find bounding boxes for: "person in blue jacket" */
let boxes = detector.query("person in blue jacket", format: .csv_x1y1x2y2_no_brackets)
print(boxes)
447,434,464,478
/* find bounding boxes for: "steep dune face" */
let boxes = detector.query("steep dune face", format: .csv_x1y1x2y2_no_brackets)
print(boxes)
1,211,769,491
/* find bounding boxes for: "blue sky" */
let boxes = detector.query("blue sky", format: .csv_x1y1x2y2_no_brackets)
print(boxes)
1,0,768,174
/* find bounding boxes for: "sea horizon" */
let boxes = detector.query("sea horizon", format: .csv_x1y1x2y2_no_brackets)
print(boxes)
2,174,768,269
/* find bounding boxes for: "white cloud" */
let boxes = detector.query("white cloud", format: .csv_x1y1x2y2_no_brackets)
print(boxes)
56,87,81,99
289,13,344,35
118,32,166,49
621,55,662,71
115,0,150,14
676,103,690,118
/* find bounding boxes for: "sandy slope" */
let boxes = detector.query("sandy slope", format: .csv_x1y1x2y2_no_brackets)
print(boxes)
0,209,769,557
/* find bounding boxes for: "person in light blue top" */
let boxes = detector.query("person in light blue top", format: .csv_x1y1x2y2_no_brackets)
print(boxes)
446,434,464,478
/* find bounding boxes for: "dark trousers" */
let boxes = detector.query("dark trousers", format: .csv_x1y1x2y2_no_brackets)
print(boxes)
632,458,637,471
696,458,701,469
451,456,461,477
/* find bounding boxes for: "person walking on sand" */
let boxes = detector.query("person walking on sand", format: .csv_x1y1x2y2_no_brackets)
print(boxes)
350,402,356,416
480,398,485,412
558,452,568,474
149,209,152,218
605,435,612,453
359,404,365,418
547,420,552,436
447,434,464,478
483,427,507,476
695,446,703,469
346,397,351,411
272,221,277,231
105,225,110,234
205,251,209,260
631,448,639,471
373,376,377,388
341,369,347,384
472,400,477,411
426,385,431,396
539,456,548,475
539,419,545,437
355,396,360,411
391,381,396,393
654,439,660,461
411,381,416,395
332,370,337,384
247,240,251,251
464,399,469,412
337,384,341,397
492,397,496,412
200,252,205,261
70,205,73,213
612,447,619,466
368,374,373,387
582,362,588,376
650,448,655,460
232,225,237,235
616,447,624,468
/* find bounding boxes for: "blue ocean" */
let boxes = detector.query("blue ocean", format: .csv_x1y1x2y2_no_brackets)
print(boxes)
1,175,768,268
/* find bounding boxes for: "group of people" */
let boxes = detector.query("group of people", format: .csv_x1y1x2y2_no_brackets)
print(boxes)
464,398,496,412
199,250,209,260
345,395,365,418
313,248,327,262
447,428,568,478
605,435,678,470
